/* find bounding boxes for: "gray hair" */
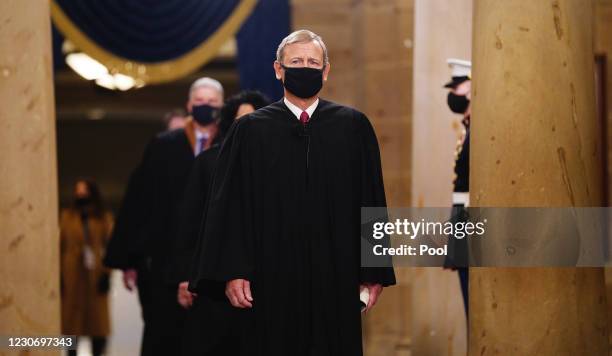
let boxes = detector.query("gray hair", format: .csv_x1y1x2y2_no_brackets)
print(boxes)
276,29,329,66
189,77,224,99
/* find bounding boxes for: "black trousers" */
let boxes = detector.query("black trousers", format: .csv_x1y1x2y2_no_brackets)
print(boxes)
135,260,154,356
444,204,469,317
181,282,250,356
141,282,188,356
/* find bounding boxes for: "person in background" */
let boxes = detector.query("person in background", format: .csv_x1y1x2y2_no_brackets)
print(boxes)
165,90,270,355
170,89,271,293
61,178,113,356
162,108,187,130
442,58,471,317
216,90,271,139
103,107,187,353
105,77,224,356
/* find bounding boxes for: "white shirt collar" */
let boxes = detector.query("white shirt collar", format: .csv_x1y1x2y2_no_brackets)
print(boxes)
283,97,319,120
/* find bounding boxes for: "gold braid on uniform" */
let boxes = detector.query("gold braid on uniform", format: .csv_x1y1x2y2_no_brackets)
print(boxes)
452,125,467,185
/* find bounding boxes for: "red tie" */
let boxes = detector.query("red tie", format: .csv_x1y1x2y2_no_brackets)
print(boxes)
300,111,310,125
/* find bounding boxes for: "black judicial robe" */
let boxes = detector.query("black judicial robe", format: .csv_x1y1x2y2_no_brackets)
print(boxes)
104,142,159,334
143,128,198,279
189,99,396,356
104,136,162,270
137,127,199,356
166,144,220,285
104,165,148,269
168,144,243,356
104,163,151,270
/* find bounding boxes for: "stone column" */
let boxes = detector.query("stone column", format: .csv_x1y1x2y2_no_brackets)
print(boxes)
470,0,608,354
594,0,612,347
0,0,61,350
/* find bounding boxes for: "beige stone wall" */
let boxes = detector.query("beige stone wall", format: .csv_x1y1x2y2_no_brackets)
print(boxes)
0,1,61,355
410,1,473,355
412,0,473,208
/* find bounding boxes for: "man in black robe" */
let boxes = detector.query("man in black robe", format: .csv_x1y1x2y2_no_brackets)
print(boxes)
103,111,187,352
105,77,224,355
188,29,395,356
166,91,270,356
168,90,271,301
103,162,153,353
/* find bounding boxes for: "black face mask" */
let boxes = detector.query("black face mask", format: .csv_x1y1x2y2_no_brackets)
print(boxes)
281,65,323,99
191,104,217,125
447,93,470,114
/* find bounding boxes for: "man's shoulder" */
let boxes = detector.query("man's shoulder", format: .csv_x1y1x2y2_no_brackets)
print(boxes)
156,127,186,142
319,99,362,115
316,99,371,127
198,144,221,161
231,101,290,131
147,128,187,150
237,99,369,127
248,100,287,120
255,98,364,117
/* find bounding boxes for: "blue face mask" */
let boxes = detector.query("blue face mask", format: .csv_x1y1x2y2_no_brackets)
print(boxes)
191,104,217,125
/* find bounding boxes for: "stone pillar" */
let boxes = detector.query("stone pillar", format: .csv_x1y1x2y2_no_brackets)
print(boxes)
0,0,61,350
595,0,612,347
470,0,608,355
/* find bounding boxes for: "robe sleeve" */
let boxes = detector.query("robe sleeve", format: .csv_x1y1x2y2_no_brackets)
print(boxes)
188,118,255,292
165,149,217,285
103,138,158,269
356,112,396,287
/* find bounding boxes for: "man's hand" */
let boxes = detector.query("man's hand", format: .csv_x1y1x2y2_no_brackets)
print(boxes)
123,269,138,291
225,279,253,308
360,283,383,312
177,281,197,309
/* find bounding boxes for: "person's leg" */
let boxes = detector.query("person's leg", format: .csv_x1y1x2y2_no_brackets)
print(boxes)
137,261,154,355
137,263,154,323
181,287,237,356
160,285,188,355
143,282,187,356
67,337,79,356
91,336,107,356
